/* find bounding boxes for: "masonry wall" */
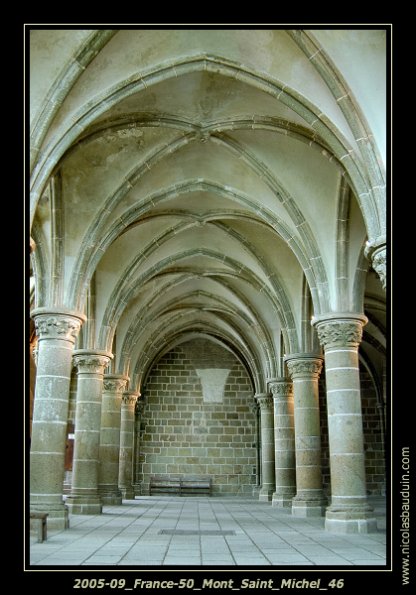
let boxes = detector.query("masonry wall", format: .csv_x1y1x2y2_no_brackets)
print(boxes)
319,363,385,497
319,375,331,497
138,339,257,495
361,366,386,495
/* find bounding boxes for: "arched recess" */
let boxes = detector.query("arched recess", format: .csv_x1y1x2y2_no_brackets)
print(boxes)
135,332,259,496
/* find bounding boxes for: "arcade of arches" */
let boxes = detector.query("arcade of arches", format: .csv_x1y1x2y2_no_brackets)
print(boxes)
29,29,387,536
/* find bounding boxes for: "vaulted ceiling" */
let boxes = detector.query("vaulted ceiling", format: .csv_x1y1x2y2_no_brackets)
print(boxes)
29,28,386,394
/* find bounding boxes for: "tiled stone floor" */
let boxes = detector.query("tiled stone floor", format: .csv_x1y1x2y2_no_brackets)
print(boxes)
29,496,386,567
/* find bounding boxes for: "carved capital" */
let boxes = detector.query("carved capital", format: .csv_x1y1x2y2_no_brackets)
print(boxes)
73,350,112,375
135,399,145,415
255,393,274,411
33,312,83,343
249,400,259,414
122,391,138,406
268,379,293,400
315,319,364,349
364,238,386,291
286,356,323,380
372,246,386,290
32,346,38,366
103,375,129,393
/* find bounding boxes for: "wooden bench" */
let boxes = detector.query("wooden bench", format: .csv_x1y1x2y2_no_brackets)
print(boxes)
149,476,211,496
149,476,181,495
180,477,211,496
30,512,48,542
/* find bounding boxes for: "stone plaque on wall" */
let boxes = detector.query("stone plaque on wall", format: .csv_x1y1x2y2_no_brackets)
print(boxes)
195,368,230,403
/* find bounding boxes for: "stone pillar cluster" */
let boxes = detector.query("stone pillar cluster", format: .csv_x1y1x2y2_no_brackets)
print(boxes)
30,307,378,536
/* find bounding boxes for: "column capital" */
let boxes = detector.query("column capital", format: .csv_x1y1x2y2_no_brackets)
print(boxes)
312,314,367,349
73,349,113,374
364,236,386,290
103,374,129,393
32,346,39,366
249,399,259,414
285,354,323,380
122,391,139,406
135,398,145,415
267,378,293,399
32,307,86,343
255,393,273,411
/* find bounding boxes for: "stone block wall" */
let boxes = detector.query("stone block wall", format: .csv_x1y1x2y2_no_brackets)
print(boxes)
318,375,331,497
360,367,386,495
138,339,257,495
319,363,386,497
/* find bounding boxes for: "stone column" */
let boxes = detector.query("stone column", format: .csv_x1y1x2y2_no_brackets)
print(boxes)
365,237,386,290
98,375,129,504
285,355,326,516
133,399,145,495
66,349,112,514
314,314,377,533
30,308,85,530
119,391,138,499
255,393,275,501
269,379,296,507
250,400,261,495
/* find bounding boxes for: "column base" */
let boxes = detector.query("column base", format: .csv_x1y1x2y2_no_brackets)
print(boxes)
258,487,274,502
292,493,326,517
325,507,377,533
252,486,261,498
133,484,142,497
100,493,122,505
292,499,326,517
66,495,102,515
30,503,69,530
120,487,135,500
99,485,122,505
272,493,294,507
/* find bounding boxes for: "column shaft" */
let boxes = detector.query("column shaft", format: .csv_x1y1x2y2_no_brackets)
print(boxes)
269,379,296,507
256,393,275,501
66,350,112,514
286,355,326,517
133,400,145,496
119,391,138,499
30,308,85,530
316,316,377,533
98,375,129,504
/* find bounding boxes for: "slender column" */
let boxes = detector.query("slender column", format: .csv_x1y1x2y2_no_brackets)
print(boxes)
119,391,138,499
285,355,326,516
250,400,261,495
314,314,377,533
66,350,112,514
98,375,129,504
256,393,275,501
133,399,145,495
30,308,85,530
269,379,296,507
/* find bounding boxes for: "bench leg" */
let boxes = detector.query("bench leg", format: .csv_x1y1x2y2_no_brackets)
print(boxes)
42,518,47,542
35,518,47,543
